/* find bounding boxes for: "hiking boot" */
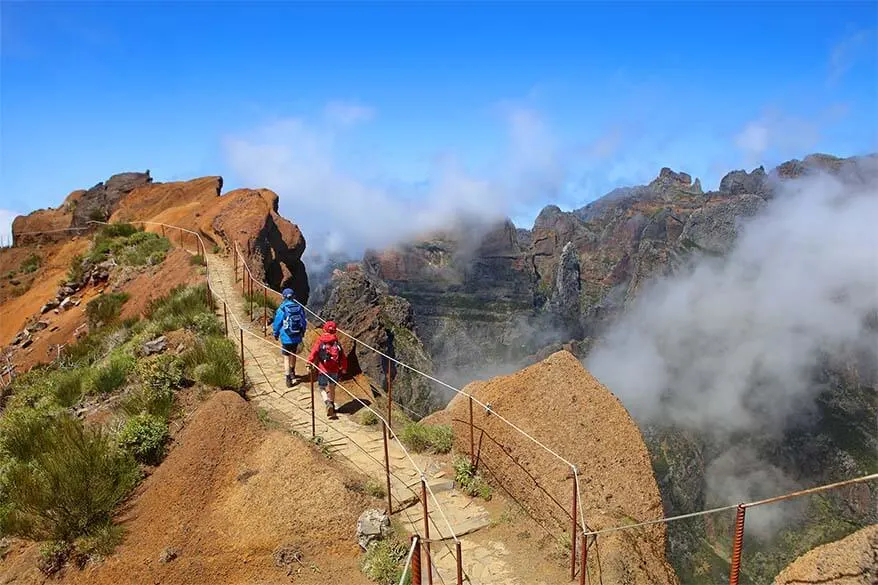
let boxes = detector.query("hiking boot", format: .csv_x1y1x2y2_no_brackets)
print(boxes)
326,403,335,418
285,374,293,388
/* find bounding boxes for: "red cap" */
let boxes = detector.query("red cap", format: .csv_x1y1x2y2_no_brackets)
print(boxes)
323,320,337,333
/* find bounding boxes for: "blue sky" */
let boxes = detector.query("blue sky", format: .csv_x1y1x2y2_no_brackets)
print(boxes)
1,1,876,255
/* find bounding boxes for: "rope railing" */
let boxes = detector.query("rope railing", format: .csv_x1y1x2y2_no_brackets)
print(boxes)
233,241,592,578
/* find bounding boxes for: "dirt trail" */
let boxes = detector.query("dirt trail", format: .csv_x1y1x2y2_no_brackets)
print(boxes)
206,252,570,585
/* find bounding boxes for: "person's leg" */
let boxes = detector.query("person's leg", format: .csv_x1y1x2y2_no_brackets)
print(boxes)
327,380,336,408
319,374,330,404
290,352,298,378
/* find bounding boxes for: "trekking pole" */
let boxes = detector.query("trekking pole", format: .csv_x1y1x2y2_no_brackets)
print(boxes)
421,477,433,585
382,418,393,514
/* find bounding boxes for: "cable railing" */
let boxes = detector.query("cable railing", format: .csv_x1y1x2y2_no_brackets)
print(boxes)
8,221,877,585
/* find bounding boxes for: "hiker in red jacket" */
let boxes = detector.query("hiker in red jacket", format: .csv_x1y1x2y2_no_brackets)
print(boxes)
308,320,348,419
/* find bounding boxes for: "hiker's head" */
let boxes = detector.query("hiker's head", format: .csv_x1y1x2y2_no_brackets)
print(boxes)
282,288,295,300
323,320,337,334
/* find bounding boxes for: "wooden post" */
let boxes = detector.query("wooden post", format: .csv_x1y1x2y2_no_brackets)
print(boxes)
469,395,475,467
421,478,433,585
382,419,393,514
456,540,463,585
411,536,422,585
223,302,228,336
729,505,746,585
310,365,316,438
580,531,587,585
571,478,578,581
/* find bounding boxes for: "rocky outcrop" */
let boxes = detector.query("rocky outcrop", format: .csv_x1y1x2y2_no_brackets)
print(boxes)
430,351,679,584
773,525,878,585
72,172,153,226
321,266,438,416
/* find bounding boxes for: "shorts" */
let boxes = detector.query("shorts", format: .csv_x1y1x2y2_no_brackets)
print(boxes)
318,373,339,388
280,342,299,356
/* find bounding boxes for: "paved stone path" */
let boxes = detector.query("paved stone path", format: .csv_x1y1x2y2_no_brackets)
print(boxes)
206,253,518,585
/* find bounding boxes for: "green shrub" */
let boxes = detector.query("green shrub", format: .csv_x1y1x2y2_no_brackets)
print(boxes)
399,422,453,454
71,522,124,565
245,290,280,311
361,538,409,584
136,354,184,395
20,253,41,274
453,455,492,501
67,254,86,284
358,409,379,426
86,292,130,329
117,414,169,465
37,540,71,575
84,353,134,395
114,231,170,267
0,414,139,543
146,284,212,332
100,223,139,239
190,254,206,266
192,312,222,336
212,245,222,254
183,335,241,389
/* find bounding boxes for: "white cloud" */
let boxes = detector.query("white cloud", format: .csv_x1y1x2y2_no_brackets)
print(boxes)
222,100,567,266
828,29,874,85
323,100,376,127
733,109,821,165
0,209,18,247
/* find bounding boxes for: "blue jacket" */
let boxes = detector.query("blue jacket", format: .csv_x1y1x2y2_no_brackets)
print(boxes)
272,300,307,344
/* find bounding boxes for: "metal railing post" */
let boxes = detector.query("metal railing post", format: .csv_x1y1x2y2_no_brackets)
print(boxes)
570,477,578,581
179,227,184,252
729,504,746,585
310,365,316,438
263,286,267,335
239,328,245,392
411,535,422,585
223,302,228,336
382,419,393,514
580,531,587,585
387,360,393,430
469,395,475,467
421,478,433,585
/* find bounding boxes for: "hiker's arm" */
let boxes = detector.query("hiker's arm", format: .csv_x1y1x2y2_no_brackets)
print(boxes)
307,340,320,364
271,307,282,338
340,347,349,373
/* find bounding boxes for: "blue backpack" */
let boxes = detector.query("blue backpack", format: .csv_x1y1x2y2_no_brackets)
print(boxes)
281,303,305,339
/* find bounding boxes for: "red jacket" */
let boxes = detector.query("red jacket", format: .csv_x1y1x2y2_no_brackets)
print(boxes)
308,333,348,375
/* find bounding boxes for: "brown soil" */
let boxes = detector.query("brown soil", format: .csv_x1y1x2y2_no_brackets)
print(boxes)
0,392,373,585
117,248,201,320
424,349,678,584
0,238,90,347
773,524,878,584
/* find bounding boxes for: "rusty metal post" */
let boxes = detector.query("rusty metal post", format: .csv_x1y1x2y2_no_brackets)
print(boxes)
411,535,422,585
310,365,316,438
223,302,228,336
240,328,245,390
234,246,238,281
179,227,184,252
161,224,165,239
469,395,475,467
456,540,463,585
729,504,746,585
382,419,393,514
421,478,433,585
571,478,578,581
580,531,587,585
263,286,267,335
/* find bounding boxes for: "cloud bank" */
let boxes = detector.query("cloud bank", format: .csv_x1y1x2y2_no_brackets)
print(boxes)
0,209,18,247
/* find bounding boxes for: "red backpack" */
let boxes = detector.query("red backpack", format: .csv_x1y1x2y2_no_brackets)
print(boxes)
318,340,342,367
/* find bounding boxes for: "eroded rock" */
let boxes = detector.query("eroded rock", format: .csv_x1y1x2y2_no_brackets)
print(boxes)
356,508,391,551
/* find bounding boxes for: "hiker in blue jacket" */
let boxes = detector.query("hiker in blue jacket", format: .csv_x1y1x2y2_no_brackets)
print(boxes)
272,288,307,387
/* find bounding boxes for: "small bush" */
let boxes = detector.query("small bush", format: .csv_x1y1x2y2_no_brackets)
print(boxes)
117,414,169,465
100,223,139,238
453,455,492,501
0,414,139,543
71,523,124,566
358,410,379,426
212,245,222,254
136,354,184,395
84,353,134,395
146,284,212,332
67,254,86,284
184,335,241,389
190,254,206,266
245,290,280,311
20,253,41,274
361,538,408,585
399,422,453,454
86,292,130,329
37,541,71,575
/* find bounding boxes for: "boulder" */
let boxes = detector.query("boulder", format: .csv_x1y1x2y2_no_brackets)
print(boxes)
41,299,60,313
356,508,391,551
71,171,152,227
142,336,168,356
